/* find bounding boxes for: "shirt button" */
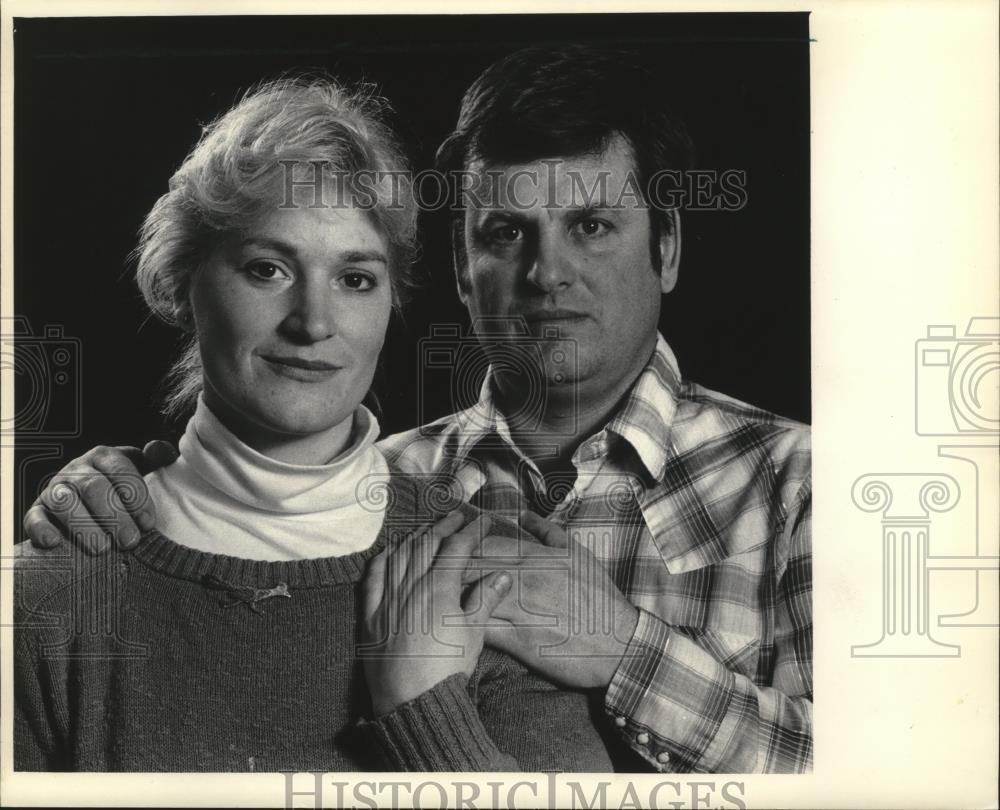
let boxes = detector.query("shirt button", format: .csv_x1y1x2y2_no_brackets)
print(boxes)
657,751,671,764
636,732,650,745
614,716,627,728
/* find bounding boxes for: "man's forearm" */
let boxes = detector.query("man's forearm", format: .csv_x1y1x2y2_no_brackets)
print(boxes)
604,486,813,774
604,609,812,773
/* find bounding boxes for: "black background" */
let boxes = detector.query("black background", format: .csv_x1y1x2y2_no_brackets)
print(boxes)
12,13,810,526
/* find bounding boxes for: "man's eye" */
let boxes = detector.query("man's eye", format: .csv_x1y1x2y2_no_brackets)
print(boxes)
574,219,612,238
488,225,524,244
245,261,290,282
342,272,376,291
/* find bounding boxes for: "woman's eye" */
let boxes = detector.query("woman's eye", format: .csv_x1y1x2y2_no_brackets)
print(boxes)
574,219,612,238
342,272,376,291
245,261,289,282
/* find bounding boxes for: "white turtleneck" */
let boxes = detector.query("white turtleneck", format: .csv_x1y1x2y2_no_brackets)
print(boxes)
145,397,389,560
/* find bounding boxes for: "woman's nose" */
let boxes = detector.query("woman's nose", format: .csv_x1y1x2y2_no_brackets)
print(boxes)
280,279,337,343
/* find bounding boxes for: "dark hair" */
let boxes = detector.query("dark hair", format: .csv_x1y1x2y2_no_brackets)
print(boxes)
436,45,693,274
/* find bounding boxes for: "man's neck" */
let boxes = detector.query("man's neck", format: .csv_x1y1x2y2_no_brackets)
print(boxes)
495,370,639,475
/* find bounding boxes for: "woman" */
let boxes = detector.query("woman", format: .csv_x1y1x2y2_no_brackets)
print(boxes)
14,77,613,773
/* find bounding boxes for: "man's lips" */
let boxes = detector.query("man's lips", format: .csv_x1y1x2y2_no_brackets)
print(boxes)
259,355,342,380
522,308,589,322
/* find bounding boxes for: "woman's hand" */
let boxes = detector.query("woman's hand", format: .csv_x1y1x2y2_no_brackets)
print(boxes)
360,510,512,717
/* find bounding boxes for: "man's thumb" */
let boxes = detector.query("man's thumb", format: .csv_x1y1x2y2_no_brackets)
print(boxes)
142,440,179,471
520,510,570,549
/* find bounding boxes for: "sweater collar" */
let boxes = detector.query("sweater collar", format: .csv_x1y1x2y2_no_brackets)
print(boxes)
178,396,382,514
131,471,420,589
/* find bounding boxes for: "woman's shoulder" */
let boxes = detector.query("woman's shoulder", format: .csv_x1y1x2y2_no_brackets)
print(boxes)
14,540,121,624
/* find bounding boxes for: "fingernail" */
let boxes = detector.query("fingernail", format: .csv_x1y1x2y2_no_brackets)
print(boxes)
37,530,60,548
136,509,155,532
119,530,140,550
492,572,512,593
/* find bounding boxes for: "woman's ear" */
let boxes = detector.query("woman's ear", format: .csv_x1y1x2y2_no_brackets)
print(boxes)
173,294,195,333
658,209,681,294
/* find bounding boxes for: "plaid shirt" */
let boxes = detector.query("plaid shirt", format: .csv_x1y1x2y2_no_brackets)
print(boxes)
378,333,812,773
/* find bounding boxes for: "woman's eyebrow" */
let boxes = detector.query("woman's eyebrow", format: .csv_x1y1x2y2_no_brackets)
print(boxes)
239,239,387,265
341,250,388,265
240,237,299,257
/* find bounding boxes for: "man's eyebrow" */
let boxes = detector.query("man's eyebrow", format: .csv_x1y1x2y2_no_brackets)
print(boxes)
476,210,532,226
570,201,623,216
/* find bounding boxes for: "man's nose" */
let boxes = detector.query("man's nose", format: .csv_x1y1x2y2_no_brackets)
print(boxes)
281,277,337,343
525,227,577,293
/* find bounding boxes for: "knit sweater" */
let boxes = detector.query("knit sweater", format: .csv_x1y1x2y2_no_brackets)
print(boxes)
14,474,614,773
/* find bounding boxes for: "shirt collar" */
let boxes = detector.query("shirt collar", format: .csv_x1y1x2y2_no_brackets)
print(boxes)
438,369,527,476
605,332,682,482
449,332,682,481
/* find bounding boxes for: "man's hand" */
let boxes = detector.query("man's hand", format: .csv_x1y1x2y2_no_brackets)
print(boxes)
360,510,512,717
23,441,178,553
475,511,640,690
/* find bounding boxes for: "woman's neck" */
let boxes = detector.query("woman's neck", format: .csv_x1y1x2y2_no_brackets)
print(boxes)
201,388,356,466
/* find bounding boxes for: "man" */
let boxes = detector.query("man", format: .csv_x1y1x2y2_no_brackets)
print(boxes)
25,46,812,773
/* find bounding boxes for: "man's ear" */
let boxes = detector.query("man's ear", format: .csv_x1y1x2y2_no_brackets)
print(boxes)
658,209,681,294
452,218,471,307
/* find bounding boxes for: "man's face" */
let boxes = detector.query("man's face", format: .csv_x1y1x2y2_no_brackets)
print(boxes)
459,134,678,408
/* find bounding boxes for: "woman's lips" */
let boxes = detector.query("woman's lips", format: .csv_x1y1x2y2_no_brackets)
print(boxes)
259,355,342,381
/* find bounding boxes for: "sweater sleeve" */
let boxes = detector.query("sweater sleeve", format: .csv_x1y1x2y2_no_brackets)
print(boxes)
14,629,63,771
357,673,520,771
13,545,70,772
358,650,613,772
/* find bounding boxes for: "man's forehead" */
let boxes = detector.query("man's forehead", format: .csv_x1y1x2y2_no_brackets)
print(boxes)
465,135,642,213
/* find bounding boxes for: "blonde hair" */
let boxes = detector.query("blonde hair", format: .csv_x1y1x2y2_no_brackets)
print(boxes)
134,75,418,420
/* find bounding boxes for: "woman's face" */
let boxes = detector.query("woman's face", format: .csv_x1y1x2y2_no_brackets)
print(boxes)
186,203,393,458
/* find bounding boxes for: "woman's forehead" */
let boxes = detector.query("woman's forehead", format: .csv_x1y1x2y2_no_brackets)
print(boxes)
237,204,390,259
